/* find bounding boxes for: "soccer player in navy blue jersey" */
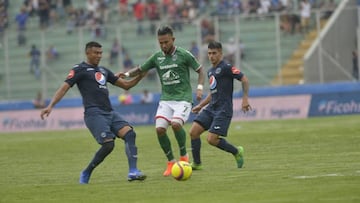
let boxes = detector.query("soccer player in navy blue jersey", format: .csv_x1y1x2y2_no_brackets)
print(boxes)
189,41,251,170
40,41,146,184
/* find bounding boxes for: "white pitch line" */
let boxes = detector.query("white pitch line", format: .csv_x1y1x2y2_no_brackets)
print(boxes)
293,173,344,179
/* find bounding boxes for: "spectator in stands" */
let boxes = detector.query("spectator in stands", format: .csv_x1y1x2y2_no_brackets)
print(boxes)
167,1,182,32
118,0,129,19
147,0,160,35
200,18,215,43
23,0,39,17
123,53,134,71
300,0,311,33
140,89,154,104
29,44,41,79
90,17,106,39
133,0,145,36
15,6,29,46
190,41,200,60
46,45,59,62
0,1,8,45
224,37,245,64
257,0,271,17
38,0,50,29
109,38,121,65
66,8,77,34
118,90,133,105
353,50,359,81
320,0,336,20
33,91,46,109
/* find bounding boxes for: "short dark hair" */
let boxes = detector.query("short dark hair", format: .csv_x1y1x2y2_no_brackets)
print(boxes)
85,41,102,51
157,25,174,36
208,41,222,50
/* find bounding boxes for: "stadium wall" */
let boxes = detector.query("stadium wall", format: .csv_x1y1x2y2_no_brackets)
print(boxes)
1,82,359,133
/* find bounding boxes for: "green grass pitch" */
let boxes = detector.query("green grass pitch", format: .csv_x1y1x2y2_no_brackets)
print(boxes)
1,115,359,203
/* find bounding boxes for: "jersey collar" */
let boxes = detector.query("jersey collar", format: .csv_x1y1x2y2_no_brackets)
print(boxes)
162,46,177,56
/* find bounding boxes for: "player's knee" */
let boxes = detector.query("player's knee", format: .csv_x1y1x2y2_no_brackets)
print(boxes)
102,140,115,153
170,119,183,131
206,135,218,146
189,129,200,139
156,127,167,136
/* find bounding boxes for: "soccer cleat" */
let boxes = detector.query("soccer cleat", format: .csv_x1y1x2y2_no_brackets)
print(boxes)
127,170,147,182
180,153,189,162
234,146,244,168
163,161,175,176
190,162,203,170
79,170,91,184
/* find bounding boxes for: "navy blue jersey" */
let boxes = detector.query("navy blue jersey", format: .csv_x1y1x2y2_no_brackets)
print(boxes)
206,60,244,116
65,62,118,112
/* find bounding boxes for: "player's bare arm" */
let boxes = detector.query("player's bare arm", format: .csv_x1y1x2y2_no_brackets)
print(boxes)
114,74,143,90
240,75,251,112
40,82,70,120
116,66,143,78
195,66,205,101
192,94,211,114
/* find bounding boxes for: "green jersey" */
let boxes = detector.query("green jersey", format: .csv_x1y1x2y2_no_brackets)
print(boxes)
140,47,201,103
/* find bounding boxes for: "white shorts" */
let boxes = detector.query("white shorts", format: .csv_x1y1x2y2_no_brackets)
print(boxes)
155,100,192,128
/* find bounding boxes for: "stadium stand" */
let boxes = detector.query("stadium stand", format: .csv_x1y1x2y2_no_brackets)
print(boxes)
1,1,338,101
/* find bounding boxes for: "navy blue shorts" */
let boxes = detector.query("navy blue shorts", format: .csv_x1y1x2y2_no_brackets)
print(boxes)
84,108,130,144
194,108,232,137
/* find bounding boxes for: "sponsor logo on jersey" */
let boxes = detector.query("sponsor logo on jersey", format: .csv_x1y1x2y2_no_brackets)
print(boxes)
67,70,75,79
162,70,180,85
95,72,106,85
209,75,217,90
159,63,178,70
87,68,94,71
157,56,165,64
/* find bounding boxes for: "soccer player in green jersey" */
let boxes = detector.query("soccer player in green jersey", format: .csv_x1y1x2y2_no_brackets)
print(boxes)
121,25,205,176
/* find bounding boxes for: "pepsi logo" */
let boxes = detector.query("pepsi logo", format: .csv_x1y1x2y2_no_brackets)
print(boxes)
209,75,217,90
95,72,106,85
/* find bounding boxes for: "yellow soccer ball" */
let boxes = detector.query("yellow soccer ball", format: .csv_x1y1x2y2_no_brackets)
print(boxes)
171,161,192,181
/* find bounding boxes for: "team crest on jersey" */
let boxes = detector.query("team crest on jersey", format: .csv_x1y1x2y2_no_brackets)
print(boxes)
172,54,177,61
95,72,106,85
67,70,75,79
215,68,222,74
209,75,217,90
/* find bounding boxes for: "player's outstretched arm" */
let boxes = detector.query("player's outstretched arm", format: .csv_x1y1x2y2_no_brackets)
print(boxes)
115,73,144,90
115,66,142,78
240,75,251,112
40,82,70,120
195,66,205,101
192,93,211,114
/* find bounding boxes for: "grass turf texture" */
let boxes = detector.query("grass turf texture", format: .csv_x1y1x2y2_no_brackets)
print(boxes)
0,115,359,203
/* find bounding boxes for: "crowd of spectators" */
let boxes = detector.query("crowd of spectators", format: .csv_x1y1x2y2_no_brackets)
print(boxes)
0,0,344,102
0,0,341,42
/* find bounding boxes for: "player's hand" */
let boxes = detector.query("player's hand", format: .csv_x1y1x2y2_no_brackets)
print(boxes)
40,107,52,120
191,105,202,114
241,104,252,113
196,89,203,101
116,72,126,78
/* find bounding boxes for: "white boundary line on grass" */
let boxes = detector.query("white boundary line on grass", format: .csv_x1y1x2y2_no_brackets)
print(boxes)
293,171,360,179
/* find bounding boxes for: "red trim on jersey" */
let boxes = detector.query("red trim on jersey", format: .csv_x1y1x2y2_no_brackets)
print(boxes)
231,66,241,74
67,70,75,79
